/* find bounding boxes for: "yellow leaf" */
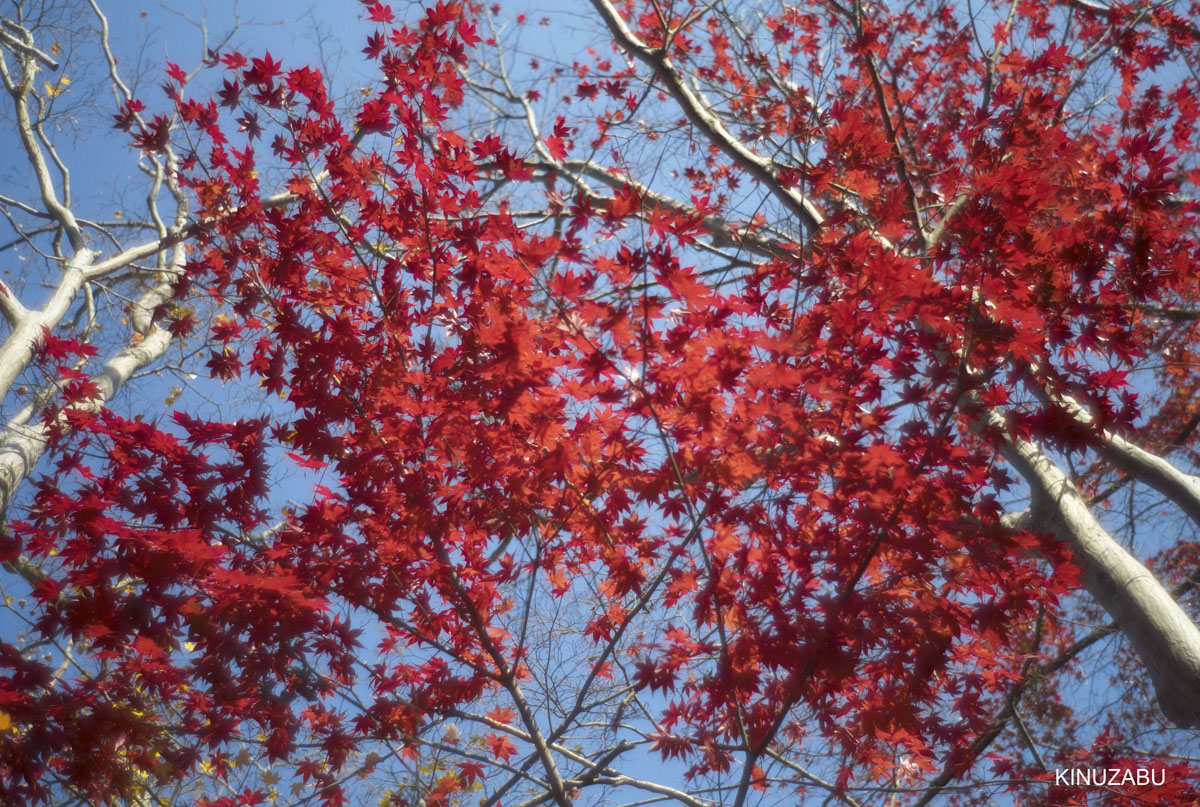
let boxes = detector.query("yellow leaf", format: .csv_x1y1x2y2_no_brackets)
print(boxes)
42,77,69,98
0,711,11,731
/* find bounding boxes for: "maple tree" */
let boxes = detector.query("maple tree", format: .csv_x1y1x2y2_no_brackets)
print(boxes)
2,0,1200,804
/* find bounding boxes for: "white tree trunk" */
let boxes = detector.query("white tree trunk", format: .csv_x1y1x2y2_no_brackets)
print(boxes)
989,409,1200,727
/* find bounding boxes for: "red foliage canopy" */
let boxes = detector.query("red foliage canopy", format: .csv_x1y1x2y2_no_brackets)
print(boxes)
2,0,1199,805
